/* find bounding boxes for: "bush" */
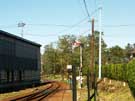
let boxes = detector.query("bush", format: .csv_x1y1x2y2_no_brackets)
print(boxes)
101,60,135,97
127,59,135,96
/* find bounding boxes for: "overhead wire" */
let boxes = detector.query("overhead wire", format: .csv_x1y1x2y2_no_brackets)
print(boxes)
22,17,90,38
24,29,90,38
2,23,135,29
23,29,89,38
57,17,89,34
0,24,17,29
27,24,76,28
76,0,87,17
103,24,135,28
83,0,90,18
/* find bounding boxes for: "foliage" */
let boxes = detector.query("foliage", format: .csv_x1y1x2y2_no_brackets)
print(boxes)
41,31,135,97
107,45,125,64
101,59,135,97
127,59,135,96
42,31,107,76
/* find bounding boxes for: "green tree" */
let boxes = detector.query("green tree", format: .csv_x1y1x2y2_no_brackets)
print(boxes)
109,45,125,64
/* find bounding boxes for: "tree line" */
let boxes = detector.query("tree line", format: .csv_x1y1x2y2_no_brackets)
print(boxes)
42,31,135,96
42,31,135,76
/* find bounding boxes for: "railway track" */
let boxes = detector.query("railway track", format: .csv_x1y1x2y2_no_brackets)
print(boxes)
5,82,60,101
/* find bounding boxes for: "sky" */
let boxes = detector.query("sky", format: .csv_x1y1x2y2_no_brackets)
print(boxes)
0,0,135,53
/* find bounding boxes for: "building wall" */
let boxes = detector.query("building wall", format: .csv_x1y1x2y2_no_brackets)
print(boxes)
0,32,41,84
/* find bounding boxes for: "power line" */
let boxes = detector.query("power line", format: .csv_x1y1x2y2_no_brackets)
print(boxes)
24,29,90,38
89,7,101,19
25,33,57,37
1,23,135,30
76,0,87,17
83,0,90,17
57,17,89,34
27,24,76,28
103,24,135,28
0,24,17,29
0,20,89,29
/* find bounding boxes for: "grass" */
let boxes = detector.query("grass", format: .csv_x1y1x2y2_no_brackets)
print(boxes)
78,78,134,101
97,78,135,101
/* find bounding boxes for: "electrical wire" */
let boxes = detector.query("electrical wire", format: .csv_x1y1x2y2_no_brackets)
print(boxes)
103,24,135,28
0,24,17,29
25,33,57,37
57,17,89,34
27,24,75,28
76,0,87,16
24,29,90,38
27,17,89,37
83,0,90,17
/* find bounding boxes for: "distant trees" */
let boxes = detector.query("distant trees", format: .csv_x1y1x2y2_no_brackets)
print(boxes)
108,45,125,63
42,43,58,74
42,32,135,76
42,31,107,75
42,31,135,97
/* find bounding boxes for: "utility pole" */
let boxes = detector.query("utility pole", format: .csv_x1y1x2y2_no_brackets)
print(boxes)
90,18,95,85
88,18,95,101
99,6,102,79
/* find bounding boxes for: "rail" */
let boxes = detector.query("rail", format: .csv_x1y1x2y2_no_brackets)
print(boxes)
5,82,60,101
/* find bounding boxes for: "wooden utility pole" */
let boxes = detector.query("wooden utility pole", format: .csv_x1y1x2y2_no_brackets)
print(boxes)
90,18,95,85
88,18,95,101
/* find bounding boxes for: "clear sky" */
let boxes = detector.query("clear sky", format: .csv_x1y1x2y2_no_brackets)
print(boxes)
0,0,135,52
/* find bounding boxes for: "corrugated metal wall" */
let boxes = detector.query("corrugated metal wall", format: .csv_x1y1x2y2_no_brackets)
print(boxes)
0,33,40,84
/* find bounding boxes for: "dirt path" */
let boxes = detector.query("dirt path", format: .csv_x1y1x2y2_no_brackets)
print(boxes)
44,82,72,101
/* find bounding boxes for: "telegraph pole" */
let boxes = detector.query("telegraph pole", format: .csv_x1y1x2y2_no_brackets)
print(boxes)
99,6,102,79
90,18,95,84
88,18,95,101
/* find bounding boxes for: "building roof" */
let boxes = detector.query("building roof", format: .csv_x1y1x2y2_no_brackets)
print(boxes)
0,30,41,47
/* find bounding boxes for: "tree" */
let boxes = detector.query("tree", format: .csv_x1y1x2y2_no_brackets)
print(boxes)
42,43,59,75
57,35,76,80
42,32,107,79
109,45,125,64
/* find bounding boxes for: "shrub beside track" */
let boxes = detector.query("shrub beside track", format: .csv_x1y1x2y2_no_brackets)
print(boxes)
101,59,135,97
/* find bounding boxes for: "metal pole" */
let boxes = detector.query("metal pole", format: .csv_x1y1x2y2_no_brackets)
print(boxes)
18,22,26,38
21,27,24,37
99,6,102,79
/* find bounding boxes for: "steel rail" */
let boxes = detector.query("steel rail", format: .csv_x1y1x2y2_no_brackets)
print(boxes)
8,82,60,101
